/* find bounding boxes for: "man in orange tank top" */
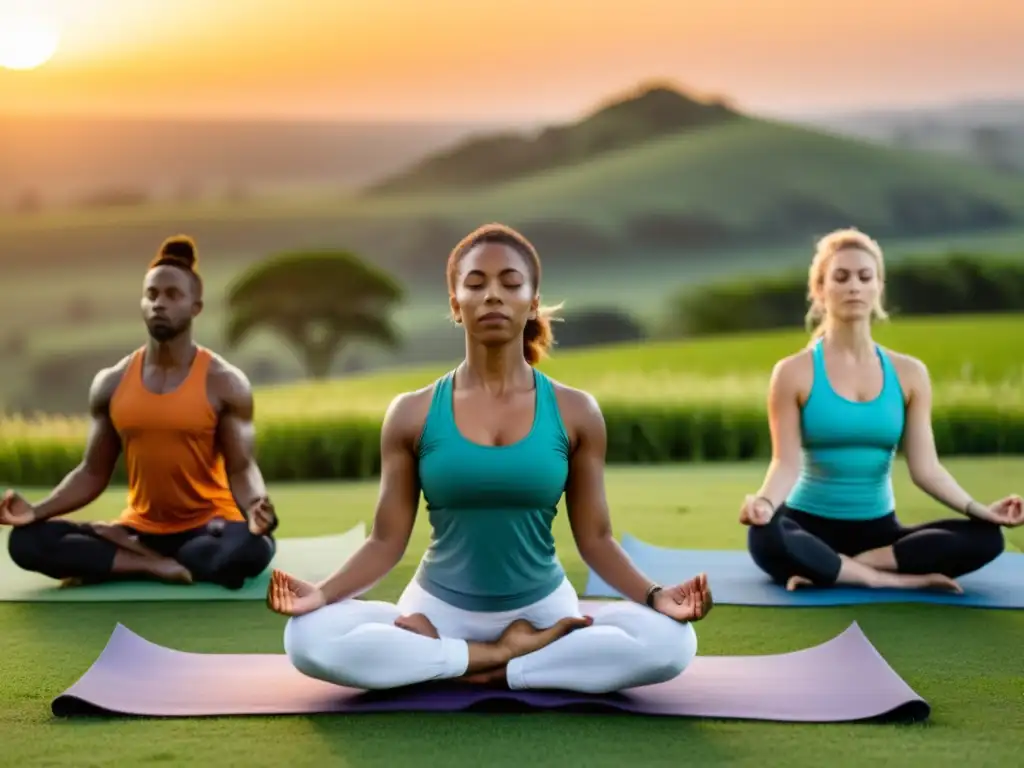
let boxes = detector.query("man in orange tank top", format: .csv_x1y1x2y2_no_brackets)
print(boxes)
1,235,278,589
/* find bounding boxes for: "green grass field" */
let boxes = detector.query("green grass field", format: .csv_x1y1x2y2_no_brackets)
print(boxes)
239,313,1024,419
4,313,1022,439
3,459,1022,767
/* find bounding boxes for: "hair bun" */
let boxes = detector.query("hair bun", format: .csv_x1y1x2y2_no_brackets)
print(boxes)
154,235,198,271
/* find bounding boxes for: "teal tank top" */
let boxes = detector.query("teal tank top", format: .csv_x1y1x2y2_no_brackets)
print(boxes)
413,368,570,612
785,339,906,521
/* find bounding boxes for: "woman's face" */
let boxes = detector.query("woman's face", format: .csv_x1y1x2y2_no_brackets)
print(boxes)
820,247,882,324
450,242,538,347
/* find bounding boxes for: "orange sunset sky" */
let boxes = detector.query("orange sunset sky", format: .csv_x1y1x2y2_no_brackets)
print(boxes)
1,0,1022,121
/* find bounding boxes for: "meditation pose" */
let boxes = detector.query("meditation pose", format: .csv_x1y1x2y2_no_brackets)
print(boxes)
740,228,1022,592
267,223,712,693
1,236,277,589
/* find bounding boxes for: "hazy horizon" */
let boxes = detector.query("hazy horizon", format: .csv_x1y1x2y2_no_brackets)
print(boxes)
4,84,1023,129
3,0,1022,208
1,0,1022,122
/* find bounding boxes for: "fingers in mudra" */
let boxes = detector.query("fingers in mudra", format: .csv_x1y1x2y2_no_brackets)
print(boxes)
268,570,290,613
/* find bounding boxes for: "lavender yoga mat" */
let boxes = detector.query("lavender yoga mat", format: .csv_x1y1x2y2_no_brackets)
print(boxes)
52,609,929,723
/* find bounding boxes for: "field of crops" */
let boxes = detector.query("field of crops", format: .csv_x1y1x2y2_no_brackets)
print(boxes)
2,313,1022,487
4,313,1022,435
254,312,1024,414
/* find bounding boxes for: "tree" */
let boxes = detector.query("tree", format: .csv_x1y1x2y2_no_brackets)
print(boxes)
970,126,1018,174
224,249,405,380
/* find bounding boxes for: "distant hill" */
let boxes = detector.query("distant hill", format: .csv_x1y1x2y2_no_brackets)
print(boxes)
5,83,1024,284
346,85,1024,256
0,116,497,210
364,83,740,195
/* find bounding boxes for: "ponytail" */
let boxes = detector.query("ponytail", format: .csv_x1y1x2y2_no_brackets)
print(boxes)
805,301,826,346
523,304,561,365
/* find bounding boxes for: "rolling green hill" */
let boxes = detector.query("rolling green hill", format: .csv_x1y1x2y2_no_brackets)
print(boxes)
351,84,1024,249
5,83,1024,415
6,84,1024,274
365,84,741,194
447,118,1024,233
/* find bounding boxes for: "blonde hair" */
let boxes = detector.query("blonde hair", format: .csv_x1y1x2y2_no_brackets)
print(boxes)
806,227,889,341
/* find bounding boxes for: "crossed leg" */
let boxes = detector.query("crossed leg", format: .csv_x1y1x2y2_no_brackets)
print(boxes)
7,518,273,589
283,579,697,694
746,507,989,592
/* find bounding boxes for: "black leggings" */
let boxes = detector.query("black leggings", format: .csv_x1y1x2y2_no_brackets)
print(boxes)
747,504,1005,586
7,518,275,590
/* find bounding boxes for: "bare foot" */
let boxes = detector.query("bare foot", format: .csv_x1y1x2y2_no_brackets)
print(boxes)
497,616,593,660
788,570,961,594
786,575,814,591
394,613,440,638
149,558,194,585
456,666,509,687
887,572,963,593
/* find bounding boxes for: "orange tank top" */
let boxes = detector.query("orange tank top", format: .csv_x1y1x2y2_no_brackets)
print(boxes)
110,346,243,534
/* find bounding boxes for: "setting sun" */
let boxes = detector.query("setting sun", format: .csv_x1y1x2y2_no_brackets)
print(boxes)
0,14,60,71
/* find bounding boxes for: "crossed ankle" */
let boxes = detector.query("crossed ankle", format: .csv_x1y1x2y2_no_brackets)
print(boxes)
491,638,518,664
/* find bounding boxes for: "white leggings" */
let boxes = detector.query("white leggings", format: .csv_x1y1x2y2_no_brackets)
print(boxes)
283,578,698,694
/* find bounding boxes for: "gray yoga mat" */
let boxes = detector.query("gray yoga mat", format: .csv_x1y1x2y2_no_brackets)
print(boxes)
52,607,929,723
0,524,364,601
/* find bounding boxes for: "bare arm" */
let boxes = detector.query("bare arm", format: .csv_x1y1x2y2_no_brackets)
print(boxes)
562,389,654,605
899,357,980,516
213,365,269,516
753,357,806,508
31,368,123,520
315,392,423,604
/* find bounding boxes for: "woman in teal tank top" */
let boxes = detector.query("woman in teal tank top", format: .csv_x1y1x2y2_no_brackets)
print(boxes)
268,224,712,693
740,228,1020,593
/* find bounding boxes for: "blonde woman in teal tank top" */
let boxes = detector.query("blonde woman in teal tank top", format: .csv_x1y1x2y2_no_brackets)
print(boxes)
739,228,1020,593
268,224,713,693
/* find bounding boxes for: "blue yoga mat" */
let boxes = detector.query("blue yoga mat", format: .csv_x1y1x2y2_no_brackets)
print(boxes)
584,533,1024,608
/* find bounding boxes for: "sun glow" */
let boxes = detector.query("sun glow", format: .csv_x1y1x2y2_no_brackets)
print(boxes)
0,14,60,70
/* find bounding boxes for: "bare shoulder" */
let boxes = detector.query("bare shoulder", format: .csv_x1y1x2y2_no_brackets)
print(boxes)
551,378,601,417
769,348,814,400
884,348,930,394
550,378,604,439
206,351,252,401
203,352,251,411
773,348,813,382
89,354,134,410
383,382,436,446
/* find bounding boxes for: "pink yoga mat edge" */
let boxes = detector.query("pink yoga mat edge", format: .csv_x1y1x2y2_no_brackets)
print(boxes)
51,617,931,724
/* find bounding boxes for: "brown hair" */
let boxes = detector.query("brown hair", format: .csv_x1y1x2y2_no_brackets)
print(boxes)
446,223,561,365
806,227,889,342
149,235,203,298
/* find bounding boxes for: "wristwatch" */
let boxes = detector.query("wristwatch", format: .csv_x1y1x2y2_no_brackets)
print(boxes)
645,583,663,608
